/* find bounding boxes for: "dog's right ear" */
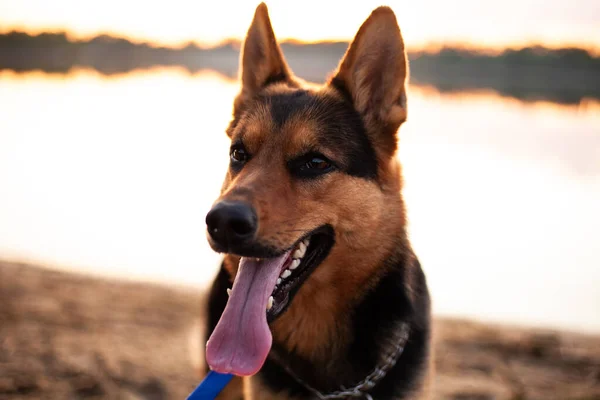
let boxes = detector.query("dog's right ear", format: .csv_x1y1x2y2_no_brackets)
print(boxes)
233,3,293,114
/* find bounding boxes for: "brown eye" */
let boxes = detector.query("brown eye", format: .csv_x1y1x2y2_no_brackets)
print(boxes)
230,147,248,163
290,152,336,179
304,157,331,171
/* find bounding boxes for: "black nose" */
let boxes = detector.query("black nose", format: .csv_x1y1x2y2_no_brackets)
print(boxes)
206,201,257,250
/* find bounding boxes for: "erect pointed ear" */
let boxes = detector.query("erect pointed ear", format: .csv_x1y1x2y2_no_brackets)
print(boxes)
329,7,408,157
234,3,294,111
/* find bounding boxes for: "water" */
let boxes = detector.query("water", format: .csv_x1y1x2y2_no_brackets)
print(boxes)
1,68,598,333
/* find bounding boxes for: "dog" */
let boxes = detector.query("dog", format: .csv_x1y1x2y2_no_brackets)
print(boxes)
200,3,432,399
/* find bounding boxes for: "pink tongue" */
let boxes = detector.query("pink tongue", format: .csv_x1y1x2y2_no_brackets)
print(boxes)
205,252,290,376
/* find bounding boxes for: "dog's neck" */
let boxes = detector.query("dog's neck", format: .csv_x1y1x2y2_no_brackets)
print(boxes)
270,321,411,399
261,248,431,398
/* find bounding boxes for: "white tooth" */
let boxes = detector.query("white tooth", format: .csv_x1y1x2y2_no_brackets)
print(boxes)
293,244,306,259
277,278,282,285
300,241,307,253
290,259,301,270
281,269,291,279
303,238,310,248
267,296,274,310
227,288,231,296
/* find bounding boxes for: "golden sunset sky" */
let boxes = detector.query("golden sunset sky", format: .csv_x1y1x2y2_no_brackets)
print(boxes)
0,0,599,50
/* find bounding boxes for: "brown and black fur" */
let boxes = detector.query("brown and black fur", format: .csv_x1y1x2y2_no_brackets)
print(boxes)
201,3,432,399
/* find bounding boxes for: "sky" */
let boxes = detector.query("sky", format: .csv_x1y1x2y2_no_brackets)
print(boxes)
0,0,599,50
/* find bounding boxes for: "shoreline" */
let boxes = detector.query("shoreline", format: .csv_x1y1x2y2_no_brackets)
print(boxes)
1,33,599,105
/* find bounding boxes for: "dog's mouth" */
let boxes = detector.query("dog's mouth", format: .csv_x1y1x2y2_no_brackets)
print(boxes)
205,225,334,377
266,225,334,322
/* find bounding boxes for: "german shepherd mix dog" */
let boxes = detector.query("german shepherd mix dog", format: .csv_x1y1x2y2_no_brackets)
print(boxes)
201,3,432,399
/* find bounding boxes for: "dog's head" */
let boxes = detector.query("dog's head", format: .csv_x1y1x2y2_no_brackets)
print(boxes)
206,2,408,335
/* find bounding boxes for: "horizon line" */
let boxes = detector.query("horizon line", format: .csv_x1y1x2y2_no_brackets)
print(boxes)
2,26,599,56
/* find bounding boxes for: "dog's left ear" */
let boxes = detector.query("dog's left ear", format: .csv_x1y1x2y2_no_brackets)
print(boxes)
329,7,408,157
233,3,294,114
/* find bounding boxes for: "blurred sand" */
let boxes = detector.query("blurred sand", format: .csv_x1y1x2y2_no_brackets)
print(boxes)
1,260,598,400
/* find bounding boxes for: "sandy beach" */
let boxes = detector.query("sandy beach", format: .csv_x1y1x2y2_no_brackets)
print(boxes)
1,260,598,399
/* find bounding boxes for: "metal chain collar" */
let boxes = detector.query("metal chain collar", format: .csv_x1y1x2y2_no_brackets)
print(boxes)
272,322,410,400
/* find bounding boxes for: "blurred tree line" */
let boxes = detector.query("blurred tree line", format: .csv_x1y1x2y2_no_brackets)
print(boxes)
1,31,598,104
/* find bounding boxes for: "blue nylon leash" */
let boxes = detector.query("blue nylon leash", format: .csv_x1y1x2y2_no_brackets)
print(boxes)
186,371,234,400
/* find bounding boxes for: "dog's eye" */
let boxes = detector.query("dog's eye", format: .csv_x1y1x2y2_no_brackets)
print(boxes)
291,154,335,178
303,157,331,171
230,147,248,164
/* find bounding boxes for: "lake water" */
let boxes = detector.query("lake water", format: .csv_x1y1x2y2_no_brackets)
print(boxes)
1,68,599,333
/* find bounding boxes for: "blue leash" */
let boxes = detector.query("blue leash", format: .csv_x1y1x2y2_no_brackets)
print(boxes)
186,371,234,400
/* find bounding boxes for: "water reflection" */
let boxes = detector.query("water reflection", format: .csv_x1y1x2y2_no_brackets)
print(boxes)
0,68,598,333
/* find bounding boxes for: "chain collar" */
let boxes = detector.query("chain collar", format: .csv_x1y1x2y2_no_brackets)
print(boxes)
271,322,410,400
